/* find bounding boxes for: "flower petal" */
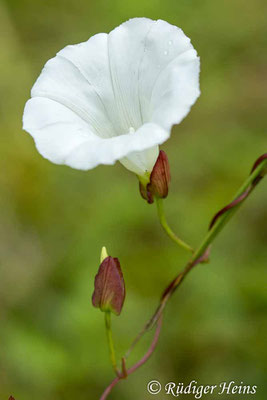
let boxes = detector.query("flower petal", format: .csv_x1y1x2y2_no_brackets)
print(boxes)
66,123,168,173
107,17,154,130
23,97,96,165
108,18,199,131
30,35,116,139
119,145,159,176
23,18,200,173
55,33,125,136
23,96,168,172
136,19,200,130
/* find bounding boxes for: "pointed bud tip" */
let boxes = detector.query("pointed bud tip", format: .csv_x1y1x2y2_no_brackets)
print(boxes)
92,256,125,316
100,246,108,263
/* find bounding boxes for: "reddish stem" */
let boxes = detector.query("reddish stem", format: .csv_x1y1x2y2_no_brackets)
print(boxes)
100,152,267,400
209,188,251,229
251,153,267,173
209,153,267,230
100,315,163,400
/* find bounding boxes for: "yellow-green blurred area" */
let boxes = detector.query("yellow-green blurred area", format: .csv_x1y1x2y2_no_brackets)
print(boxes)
0,0,267,399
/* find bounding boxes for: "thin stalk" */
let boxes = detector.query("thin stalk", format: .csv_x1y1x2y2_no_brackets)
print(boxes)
100,154,266,399
192,158,266,263
125,157,267,357
100,316,163,400
159,157,267,305
105,312,119,376
155,197,194,253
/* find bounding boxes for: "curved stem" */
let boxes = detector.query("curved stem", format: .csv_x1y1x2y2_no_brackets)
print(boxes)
124,155,267,358
192,157,266,263
155,197,194,253
100,316,163,400
161,156,267,307
105,312,119,376
100,154,267,399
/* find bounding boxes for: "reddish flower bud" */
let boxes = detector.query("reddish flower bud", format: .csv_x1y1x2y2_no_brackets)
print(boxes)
92,256,125,316
9,397,15,400
139,150,171,203
149,150,171,198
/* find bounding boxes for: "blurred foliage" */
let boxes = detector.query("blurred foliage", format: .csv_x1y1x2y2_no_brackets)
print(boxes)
0,0,266,399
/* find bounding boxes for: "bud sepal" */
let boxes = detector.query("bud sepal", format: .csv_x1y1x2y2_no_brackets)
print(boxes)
92,255,125,316
139,150,171,204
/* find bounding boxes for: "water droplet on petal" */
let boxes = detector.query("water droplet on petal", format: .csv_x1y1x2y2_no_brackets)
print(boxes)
164,50,168,56
168,40,173,46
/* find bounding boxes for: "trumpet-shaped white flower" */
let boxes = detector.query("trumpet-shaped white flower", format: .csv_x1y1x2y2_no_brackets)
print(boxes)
23,18,200,178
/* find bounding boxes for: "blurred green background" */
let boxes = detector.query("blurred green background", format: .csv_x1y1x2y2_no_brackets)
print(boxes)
0,0,266,399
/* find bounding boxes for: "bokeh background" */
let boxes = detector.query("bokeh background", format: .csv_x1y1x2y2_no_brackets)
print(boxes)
0,0,266,399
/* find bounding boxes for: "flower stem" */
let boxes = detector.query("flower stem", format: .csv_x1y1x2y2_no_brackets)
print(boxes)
100,154,266,399
125,154,267,357
192,157,266,264
100,315,163,400
155,197,194,253
161,155,267,308
104,311,119,376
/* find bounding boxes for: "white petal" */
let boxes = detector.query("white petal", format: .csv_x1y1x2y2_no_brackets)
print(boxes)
56,33,124,136
65,123,168,172
107,17,154,130
108,18,199,131
119,145,159,176
31,33,116,139
23,97,96,164
23,97,168,172
136,19,200,130
23,18,200,174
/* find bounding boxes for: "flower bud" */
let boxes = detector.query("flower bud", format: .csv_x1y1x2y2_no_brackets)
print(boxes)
149,150,171,198
139,150,171,203
92,254,125,316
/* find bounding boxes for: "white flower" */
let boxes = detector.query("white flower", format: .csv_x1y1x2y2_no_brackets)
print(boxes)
23,18,200,178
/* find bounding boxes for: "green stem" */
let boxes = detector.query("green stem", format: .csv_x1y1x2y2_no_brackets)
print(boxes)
155,197,194,253
192,159,266,264
125,158,267,358
160,158,267,307
105,312,119,376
